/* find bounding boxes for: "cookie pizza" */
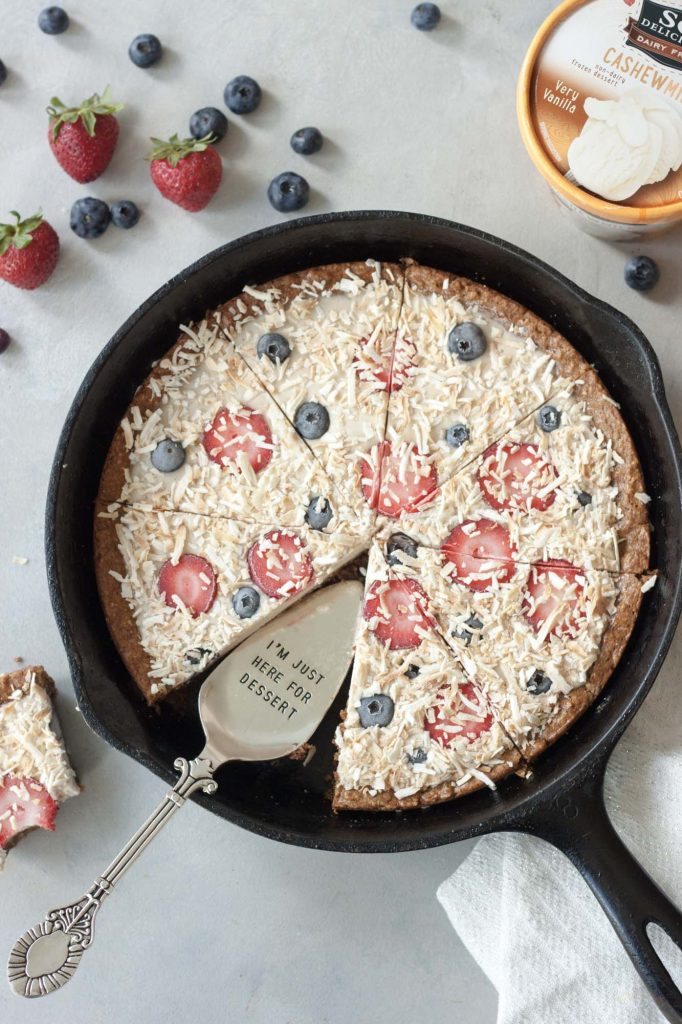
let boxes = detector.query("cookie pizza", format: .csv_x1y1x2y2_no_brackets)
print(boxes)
94,259,653,811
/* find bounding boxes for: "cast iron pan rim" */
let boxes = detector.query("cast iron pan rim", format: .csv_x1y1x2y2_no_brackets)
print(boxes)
46,210,682,853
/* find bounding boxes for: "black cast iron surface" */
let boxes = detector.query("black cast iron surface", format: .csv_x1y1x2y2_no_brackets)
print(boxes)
46,212,682,1020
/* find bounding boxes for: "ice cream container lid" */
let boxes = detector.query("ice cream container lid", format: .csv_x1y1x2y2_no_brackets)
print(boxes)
518,0,682,225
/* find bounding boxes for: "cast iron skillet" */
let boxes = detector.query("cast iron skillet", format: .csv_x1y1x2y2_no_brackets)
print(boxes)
47,212,682,1020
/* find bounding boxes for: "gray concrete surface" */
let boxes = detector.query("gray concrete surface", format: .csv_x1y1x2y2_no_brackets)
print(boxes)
0,2,680,1022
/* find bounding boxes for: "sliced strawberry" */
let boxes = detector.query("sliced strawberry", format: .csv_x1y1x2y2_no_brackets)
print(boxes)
364,578,433,650
354,333,415,393
247,529,313,599
425,682,494,746
203,406,274,474
478,441,557,512
158,554,217,616
522,559,586,638
360,440,438,518
0,775,58,850
354,334,392,390
441,519,517,592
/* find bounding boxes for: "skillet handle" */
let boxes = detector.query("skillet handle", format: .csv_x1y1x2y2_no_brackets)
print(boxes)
521,770,682,1024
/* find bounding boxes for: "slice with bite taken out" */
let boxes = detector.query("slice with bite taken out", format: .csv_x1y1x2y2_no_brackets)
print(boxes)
0,666,80,868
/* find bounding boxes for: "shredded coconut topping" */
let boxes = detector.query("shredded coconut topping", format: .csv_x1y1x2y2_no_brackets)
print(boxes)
105,506,366,693
0,670,79,804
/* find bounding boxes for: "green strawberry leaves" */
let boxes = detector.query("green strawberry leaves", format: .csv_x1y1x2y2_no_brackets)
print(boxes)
47,85,124,140
147,133,216,168
0,211,44,257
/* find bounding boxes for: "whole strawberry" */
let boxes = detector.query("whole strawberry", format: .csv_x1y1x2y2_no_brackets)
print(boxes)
148,134,222,211
47,86,123,183
0,211,60,290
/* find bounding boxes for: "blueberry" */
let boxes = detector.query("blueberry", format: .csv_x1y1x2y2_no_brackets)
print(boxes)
257,332,291,365
411,3,441,30
0,329,10,354
447,322,487,361
38,7,69,34
358,694,394,728
577,490,592,507
386,532,418,567
407,748,428,764
232,586,260,619
294,401,329,439
190,107,228,143
267,171,310,213
305,496,333,531
151,438,185,473
110,201,140,230
70,197,111,239
0,61,7,87
452,614,483,647
625,255,659,292
224,75,261,114
186,647,212,666
527,670,552,695
445,423,470,449
129,33,162,68
537,404,561,432
405,664,421,680
290,126,323,155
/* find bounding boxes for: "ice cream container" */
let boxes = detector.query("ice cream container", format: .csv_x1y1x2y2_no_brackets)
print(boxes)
518,0,682,238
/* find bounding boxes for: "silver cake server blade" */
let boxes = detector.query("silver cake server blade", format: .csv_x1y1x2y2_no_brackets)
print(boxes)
8,580,362,998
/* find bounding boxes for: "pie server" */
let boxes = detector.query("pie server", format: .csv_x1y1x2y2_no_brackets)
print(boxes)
7,580,362,998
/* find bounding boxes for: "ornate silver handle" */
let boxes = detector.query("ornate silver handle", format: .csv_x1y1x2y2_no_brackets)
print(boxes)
7,755,218,998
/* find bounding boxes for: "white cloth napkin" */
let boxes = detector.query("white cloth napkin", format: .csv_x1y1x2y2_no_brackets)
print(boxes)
438,625,682,1024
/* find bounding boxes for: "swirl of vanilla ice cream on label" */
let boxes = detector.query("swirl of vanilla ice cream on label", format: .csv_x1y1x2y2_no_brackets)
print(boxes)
568,87,682,202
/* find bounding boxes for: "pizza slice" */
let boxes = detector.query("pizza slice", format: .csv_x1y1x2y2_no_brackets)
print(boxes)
384,537,651,761
372,373,650,574
214,261,405,520
373,262,587,505
0,666,80,868
378,528,651,761
97,316,371,540
94,505,367,704
332,543,525,810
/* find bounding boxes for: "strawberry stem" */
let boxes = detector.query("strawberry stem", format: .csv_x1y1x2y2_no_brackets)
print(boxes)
47,85,124,140
147,133,215,167
0,211,44,257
